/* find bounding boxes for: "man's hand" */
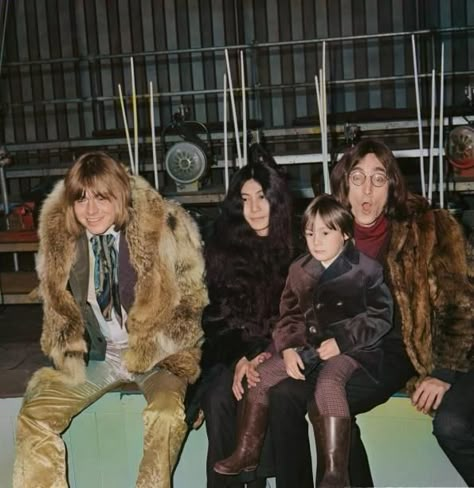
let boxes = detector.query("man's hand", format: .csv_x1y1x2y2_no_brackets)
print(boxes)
317,338,340,360
282,348,305,381
411,376,451,414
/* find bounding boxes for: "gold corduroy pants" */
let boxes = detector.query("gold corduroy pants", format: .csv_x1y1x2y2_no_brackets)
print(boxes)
13,354,187,488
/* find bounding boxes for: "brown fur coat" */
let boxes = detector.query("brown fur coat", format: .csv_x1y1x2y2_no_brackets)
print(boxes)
35,175,208,385
387,194,474,388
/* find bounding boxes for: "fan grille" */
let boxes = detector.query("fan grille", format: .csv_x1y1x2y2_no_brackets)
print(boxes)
165,141,207,184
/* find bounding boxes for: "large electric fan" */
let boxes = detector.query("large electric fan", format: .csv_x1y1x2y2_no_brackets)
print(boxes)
164,141,207,191
162,109,211,192
446,125,474,174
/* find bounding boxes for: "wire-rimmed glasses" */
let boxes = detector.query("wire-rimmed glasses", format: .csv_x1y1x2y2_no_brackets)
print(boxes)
348,170,388,187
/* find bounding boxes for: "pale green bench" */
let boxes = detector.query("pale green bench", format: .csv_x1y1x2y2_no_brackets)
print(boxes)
0,393,467,488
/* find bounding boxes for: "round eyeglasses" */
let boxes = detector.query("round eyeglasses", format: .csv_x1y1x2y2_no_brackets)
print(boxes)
349,170,388,188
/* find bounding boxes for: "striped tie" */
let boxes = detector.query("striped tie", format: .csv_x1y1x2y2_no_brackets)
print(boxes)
90,234,122,325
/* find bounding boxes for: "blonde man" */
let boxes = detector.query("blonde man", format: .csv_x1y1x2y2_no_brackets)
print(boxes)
13,152,208,488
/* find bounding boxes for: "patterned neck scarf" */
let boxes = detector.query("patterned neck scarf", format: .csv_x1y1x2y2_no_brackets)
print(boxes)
90,234,122,325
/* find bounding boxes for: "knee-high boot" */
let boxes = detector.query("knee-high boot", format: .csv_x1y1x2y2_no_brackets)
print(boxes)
213,396,268,476
309,406,351,488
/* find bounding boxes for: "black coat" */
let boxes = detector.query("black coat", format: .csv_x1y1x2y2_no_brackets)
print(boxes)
273,240,393,381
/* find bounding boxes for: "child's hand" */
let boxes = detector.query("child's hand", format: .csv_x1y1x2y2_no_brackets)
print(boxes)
317,339,340,360
282,348,305,380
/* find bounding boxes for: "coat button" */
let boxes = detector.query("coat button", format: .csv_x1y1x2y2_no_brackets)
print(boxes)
309,326,317,334
336,301,343,306
315,303,322,310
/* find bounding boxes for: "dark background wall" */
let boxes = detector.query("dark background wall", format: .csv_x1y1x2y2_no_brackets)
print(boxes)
0,0,473,189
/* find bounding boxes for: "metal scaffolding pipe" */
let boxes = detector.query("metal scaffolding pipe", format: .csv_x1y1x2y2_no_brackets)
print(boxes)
6,69,474,108
3,26,473,68
0,0,10,79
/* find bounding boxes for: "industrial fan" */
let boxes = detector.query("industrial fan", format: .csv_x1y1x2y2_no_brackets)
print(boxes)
446,125,474,177
162,107,212,192
164,141,207,192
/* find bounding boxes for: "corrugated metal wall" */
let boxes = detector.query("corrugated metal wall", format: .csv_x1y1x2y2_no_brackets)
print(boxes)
0,0,473,163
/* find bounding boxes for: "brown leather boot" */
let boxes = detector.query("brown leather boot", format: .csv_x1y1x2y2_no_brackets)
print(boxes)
311,413,351,488
213,399,268,475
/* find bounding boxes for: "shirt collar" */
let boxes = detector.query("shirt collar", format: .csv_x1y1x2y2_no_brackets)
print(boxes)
86,225,120,241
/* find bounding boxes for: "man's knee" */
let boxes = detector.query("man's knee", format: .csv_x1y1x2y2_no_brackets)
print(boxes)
433,408,469,442
200,374,235,418
145,387,186,429
17,393,71,437
269,378,309,417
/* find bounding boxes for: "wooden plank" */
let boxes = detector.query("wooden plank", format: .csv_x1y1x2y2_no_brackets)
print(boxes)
1,272,38,294
0,242,38,253
0,230,39,253
0,272,40,304
0,230,39,242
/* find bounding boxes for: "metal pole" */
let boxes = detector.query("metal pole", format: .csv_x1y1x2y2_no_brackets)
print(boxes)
8,69,474,108
0,0,10,79
412,35,426,198
3,26,474,68
438,44,445,209
0,165,8,219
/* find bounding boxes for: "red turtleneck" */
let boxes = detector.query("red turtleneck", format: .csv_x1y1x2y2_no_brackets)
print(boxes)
354,214,389,261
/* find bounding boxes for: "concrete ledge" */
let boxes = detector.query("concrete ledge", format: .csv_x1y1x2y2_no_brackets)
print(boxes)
0,394,467,488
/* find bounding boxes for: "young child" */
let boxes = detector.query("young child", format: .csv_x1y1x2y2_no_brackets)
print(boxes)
214,194,393,487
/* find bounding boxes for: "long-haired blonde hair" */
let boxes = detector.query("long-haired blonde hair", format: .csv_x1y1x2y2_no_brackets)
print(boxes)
64,152,131,237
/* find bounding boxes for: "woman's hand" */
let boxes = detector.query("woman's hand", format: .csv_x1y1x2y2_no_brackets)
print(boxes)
317,338,340,360
282,348,305,380
411,376,451,414
232,357,250,400
232,352,272,400
247,352,272,388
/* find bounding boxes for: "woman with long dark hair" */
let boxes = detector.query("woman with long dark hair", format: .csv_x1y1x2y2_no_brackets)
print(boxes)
192,144,312,488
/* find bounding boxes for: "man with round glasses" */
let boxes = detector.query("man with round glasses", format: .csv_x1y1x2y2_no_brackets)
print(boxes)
267,139,473,487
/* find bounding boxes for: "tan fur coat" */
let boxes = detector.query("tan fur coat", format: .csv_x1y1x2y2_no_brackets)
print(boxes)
36,175,208,385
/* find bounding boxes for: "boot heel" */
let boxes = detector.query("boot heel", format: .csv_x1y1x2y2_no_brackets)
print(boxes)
213,401,269,476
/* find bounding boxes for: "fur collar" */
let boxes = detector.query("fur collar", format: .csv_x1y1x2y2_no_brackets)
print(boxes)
36,175,207,385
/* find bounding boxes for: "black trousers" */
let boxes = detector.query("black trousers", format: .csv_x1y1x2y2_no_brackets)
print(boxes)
268,338,416,488
433,369,474,487
201,364,274,488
